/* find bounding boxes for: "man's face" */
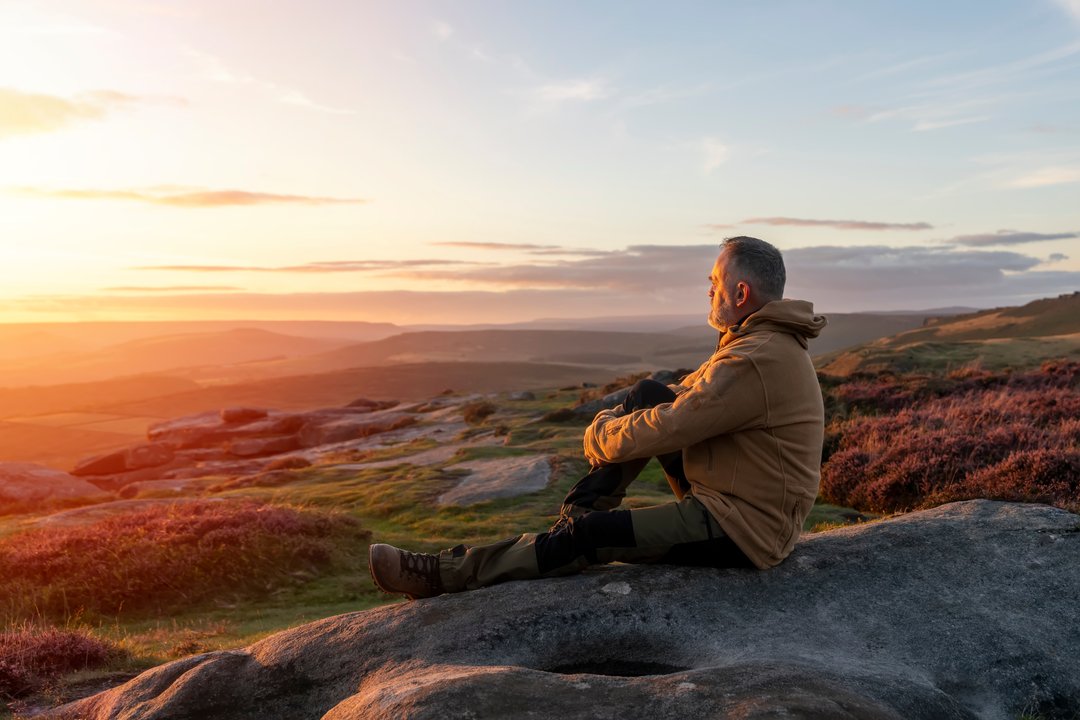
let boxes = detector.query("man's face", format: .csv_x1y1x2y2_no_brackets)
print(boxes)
707,249,743,332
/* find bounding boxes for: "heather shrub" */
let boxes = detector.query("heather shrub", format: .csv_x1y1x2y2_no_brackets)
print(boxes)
0,500,369,621
821,361,1080,514
0,626,119,699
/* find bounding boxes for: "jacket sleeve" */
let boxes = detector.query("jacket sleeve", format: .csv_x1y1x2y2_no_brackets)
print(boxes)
583,352,766,466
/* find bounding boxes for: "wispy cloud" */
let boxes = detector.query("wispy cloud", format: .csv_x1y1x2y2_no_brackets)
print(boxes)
0,87,173,139
15,187,366,207
913,115,989,132
103,285,245,292
1053,0,1080,22
859,98,996,133
701,137,729,173
12,243,1079,322
185,48,355,115
730,217,933,231
132,259,482,273
921,40,1080,93
432,241,562,251
534,78,613,103
1009,166,1080,188
430,241,607,257
431,19,454,40
944,230,1079,247
385,245,721,290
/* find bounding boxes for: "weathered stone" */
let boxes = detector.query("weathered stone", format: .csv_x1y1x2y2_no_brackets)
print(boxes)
45,501,1080,720
227,435,301,458
161,459,267,480
438,455,554,506
220,407,268,424
345,398,398,411
72,442,175,477
573,386,630,417
297,413,416,448
148,412,305,450
117,478,203,499
126,442,176,469
0,462,110,506
71,449,128,477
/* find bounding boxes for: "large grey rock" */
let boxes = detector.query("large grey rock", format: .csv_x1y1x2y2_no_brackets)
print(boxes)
573,387,631,417
297,412,416,448
438,455,554,506
72,442,175,476
0,462,110,506
44,500,1080,719
147,411,306,450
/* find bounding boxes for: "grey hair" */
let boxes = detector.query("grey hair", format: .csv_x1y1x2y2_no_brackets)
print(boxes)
720,236,786,301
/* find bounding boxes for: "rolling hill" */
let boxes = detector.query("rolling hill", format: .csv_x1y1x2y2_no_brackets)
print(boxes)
816,292,1080,375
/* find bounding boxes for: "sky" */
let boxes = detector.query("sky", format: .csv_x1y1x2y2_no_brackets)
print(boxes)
1,0,1079,325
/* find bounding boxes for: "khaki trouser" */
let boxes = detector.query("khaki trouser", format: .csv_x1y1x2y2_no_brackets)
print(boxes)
439,493,749,592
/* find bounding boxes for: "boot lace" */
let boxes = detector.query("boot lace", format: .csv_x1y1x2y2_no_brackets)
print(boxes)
400,550,442,591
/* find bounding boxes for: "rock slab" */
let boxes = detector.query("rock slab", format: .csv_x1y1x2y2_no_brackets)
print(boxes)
437,455,553,506
42,501,1080,720
0,462,110,506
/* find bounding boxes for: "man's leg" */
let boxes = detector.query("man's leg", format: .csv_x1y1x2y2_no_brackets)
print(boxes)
438,495,753,593
558,379,689,520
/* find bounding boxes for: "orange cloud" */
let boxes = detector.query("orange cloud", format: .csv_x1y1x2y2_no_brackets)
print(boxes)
712,217,934,231
0,87,173,138
432,241,561,251
133,259,483,273
15,187,366,207
431,241,608,257
103,285,245,292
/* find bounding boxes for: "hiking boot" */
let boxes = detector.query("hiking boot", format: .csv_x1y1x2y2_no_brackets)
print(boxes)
369,543,444,600
549,504,591,534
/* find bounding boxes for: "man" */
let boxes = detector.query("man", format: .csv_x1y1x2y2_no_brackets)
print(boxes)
369,236,827,599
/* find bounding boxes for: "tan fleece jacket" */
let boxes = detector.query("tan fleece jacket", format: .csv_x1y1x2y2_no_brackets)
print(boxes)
582,299,827,569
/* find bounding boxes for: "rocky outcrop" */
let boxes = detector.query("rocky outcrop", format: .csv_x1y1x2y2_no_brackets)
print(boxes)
43,500,1080,719
73,403,412,491
71,443,175,477
572,369,688,417
438,454,555,506
0,462,110,506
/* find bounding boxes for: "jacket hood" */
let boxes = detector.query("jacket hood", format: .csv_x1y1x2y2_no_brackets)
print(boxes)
720,299,827,349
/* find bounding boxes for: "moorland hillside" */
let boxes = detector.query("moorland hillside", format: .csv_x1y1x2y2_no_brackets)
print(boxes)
816,291,1080,376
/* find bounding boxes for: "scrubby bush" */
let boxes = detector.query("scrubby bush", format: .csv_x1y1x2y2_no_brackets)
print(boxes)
461,400,496,424
0,500,369,621
0,626,119,700
820,361,1080,514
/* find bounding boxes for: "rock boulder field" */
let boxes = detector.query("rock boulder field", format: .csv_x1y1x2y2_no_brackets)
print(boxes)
42,500,1080,720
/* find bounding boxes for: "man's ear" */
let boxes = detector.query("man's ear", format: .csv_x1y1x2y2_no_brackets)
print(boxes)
736,281,750,307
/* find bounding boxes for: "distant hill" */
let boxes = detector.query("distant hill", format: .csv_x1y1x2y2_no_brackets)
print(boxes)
816,292,1080,375
0,320,400,357
178,329,710,385
0,361,623,467
0,328,355,387
667,312,936,357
